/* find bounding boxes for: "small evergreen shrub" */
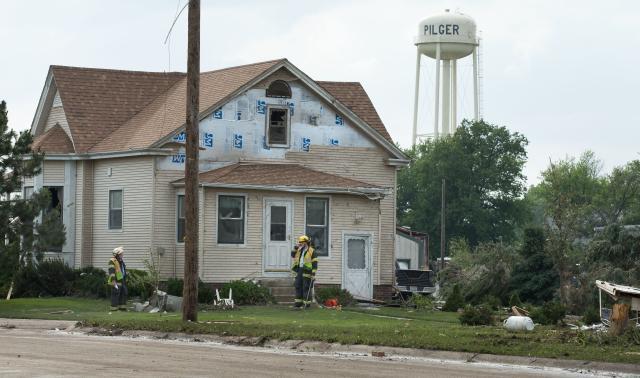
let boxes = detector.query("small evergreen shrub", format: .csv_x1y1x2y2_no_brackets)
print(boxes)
409,294,433,311
166,278,183,296
198,281,214,304
315,287,355,306
530,301,566,325
582,306,601,326
13,262,42,297
126,269,154,300
37,259,75,297
221,280,275,305
509,293,522,307
73,266,108,298
481,295,503,311
443,284,465,312
459,305,494,326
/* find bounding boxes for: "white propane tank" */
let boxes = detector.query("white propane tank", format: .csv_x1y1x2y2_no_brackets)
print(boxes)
503,316,535,331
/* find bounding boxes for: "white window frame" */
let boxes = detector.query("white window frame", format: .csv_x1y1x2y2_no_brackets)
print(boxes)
176,194,186,244
23,186,34,200
216,192,248,247
108,188,123,231
265,105,290,148
304,195,331,258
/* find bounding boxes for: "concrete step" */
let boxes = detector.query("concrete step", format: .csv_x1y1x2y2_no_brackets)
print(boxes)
273,294,296,304
259,278,294,288
270,287,296,296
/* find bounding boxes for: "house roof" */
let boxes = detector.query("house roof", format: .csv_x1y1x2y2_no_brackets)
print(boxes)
172,163,388,197
33,59,400,158
31,124,75,154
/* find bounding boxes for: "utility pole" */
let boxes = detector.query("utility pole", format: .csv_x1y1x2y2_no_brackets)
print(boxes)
440,178,446,271
182,0,200,322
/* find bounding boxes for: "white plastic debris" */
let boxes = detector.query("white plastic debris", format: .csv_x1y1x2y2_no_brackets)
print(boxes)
503,316,535,331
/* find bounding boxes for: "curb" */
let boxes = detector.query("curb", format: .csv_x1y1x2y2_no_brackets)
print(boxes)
79,327,640,376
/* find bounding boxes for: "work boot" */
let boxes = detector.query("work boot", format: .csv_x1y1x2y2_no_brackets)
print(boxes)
294,299,303,308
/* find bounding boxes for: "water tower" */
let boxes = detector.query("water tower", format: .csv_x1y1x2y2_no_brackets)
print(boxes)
412,9,480,145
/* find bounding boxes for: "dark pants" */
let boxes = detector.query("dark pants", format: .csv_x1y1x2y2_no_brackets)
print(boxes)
110,283,128,309
294,270,312,307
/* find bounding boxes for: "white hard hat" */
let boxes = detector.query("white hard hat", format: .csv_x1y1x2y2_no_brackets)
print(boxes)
112,246,124,256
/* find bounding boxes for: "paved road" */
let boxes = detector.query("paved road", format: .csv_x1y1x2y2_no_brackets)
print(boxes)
0,326,613,377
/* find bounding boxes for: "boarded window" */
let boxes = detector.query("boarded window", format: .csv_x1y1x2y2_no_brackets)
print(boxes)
305,197,329,257
177,195,185,242
266,80,291,98
109,190,122,230
267,108,289,146
218,195,245,244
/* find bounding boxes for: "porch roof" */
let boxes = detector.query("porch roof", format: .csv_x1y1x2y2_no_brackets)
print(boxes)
172,163,389,199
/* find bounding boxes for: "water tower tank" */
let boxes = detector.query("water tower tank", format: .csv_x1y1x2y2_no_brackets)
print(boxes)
416,10,476,60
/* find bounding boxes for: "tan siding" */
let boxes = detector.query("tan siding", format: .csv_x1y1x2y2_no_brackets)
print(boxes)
91,157,153,271
152,169,184,279
286,145,397,285
75,160,94,268
44,101,72,142
22,176,34,187
43,160,65,184
74,161,83,268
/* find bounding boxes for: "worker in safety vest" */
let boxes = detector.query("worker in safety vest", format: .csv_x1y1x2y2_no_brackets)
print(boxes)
108,246,128,311
291,235,318,308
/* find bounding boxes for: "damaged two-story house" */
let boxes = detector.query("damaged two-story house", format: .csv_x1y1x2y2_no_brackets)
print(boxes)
25,59,409,300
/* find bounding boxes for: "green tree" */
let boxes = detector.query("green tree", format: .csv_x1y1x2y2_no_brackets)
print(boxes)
509,227,559,304
0,100,66,298
397,119,529,254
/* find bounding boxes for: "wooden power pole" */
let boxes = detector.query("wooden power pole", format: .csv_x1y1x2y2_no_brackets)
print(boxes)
182,0,200,322
440,178,446,271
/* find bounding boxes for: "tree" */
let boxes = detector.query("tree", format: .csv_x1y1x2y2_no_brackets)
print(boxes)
0,101,65,298
397,119,529,254
509,227,559,304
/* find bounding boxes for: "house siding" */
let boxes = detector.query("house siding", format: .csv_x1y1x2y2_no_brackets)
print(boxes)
43,160,65,185
91,157,153,270
286,145,397,285
44,92,73,141
152,168,185,279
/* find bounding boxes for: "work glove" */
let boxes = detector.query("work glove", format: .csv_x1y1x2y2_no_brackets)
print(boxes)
114,283,119,290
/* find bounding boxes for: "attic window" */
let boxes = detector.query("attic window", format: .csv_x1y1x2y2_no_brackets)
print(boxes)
266,80,291,98
266,107,289,147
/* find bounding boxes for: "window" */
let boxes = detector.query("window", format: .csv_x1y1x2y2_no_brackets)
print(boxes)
397,259,411,270
266,80,291,98
218,195,245,244
23,186,33,199
266,107,289,146
109,190,122,230
305,197,329,256
177,195,185,242
44,186,64,252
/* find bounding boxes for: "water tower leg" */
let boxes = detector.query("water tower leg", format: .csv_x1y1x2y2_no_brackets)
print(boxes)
434,44,441,139
412,51,421,147
442,60,451,136
452,59,457,130
473,45,479,121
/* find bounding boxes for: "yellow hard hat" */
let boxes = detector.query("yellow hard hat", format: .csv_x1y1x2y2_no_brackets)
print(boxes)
298,235,310,243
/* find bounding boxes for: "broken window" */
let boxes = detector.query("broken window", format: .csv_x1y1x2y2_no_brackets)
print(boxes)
305,197,329,257
266,80,291,98
109,190,122,230
177,195,185,243
267,107,289,146
218,195,245,244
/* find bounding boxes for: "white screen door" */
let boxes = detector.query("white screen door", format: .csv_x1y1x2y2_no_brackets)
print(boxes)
264,199,292,272
342,234,372,299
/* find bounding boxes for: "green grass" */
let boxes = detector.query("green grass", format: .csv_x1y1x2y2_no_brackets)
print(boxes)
1,298,639,364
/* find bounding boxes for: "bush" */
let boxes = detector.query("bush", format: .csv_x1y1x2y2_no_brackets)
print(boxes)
481,295,503,311
459,305,494,326
409,294,433,311
582,307,601,325
530,301,566,325
73,266,108,298
13,262,42,297
315,287,355,306
126,269,154,300
36,259,75,297
198,281,214,304
221,280,274,305
442,284,464,312
509,293,522,307
166,278,183,296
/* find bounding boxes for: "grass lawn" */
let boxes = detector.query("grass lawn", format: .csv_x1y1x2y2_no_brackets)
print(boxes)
1,297,639,364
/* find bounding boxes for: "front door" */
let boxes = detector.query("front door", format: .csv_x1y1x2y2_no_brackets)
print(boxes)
342,234,372,299
264,199,293,273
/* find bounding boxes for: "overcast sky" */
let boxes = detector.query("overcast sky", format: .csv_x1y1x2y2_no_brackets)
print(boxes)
1,0,638,185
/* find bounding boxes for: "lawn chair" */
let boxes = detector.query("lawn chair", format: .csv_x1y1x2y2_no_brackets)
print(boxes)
215,288,234,309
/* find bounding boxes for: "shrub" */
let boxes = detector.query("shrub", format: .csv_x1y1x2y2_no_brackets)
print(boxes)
509,293,522,307
198,281,214,304
36,259,75,297
442,284,464,312
315,287,355,306
126,269,154,300
582,306,601,325
73,266,108,298
221,280,275,305
459,305,494,326
481,295,503,311
530,301,566,325
166,278,183,296
409,294,433,311
13,262,42,297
